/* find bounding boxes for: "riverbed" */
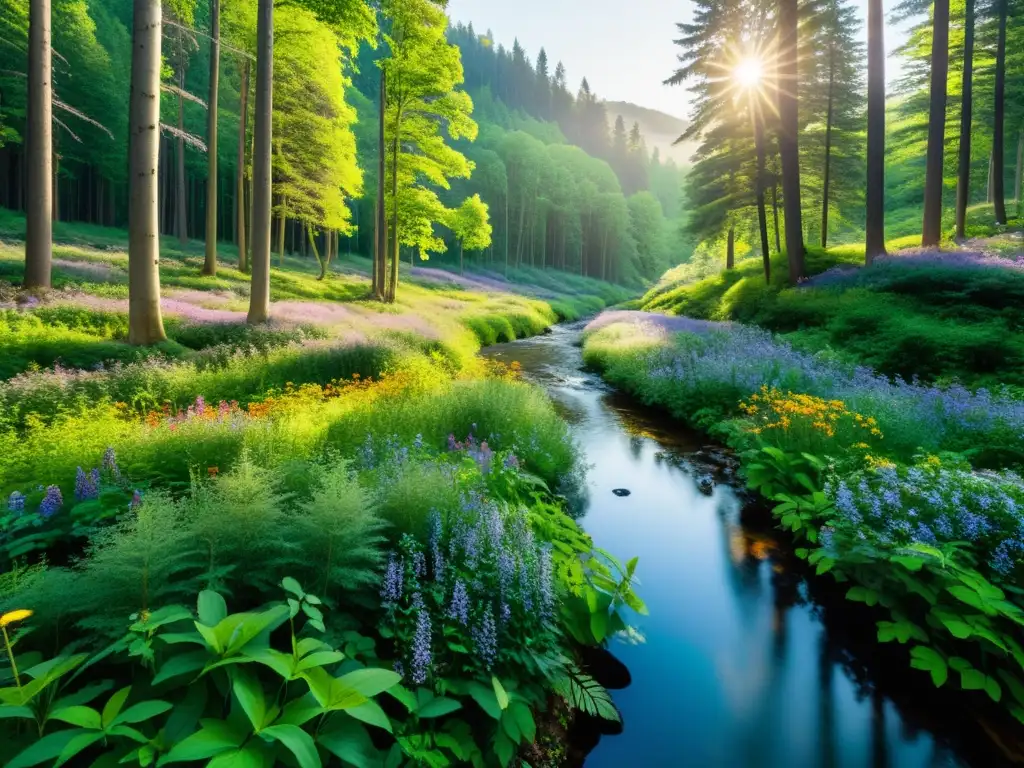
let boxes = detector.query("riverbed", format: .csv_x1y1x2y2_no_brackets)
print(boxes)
483,322,993,768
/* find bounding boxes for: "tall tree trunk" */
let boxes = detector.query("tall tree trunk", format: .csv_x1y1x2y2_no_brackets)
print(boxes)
955,0,975,240
726,226,735,269
128,0,167,344
921,0,950,246
865,0,886,262
247,0,273,323
51,156,58,222
277,200,285,263
175,41,187,245
504,193,509,276
388,101,401,303
202,0,220,275
236,58,249,272
820,52,835,249
988,151,995,202
1016,129,1023,213
992,0,1008,223
374,67,386,299
772,182,781,253
778,0,804,281
25,0,52,289
753,105,771,282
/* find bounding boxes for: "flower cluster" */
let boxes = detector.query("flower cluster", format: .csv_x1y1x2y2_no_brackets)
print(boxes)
825,462,1024,577
38,485,63,518
148,396,243,429
74,467,101,501
447,427,498,473
739,386,883,443
380,494,559,682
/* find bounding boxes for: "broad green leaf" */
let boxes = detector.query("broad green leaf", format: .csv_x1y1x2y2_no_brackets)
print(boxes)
107,724,149,742
101,687,132,728
0,704,34,720
466,681,501,720
198,590,228,627
509,701,536,743
909,646,948,687
302,667,367,711
261,724,321,768
386,684,418,713
114,699,173,725
282,578,304,598
6,729,79,768
49,704,101,730
164,718,248,762
589,610,609,643
985,677,1002,703
153,650,208,685
845,586,879,607
243,647,294,679
492,676,510,710
337,668,402,698
278,696,324,727
295,651,345,673
54,731,105,767
939,618,974,640
891,555,924,572
416,696,463,719
232,668,268,731
345,700,393,732
206,745,269,768
317,719,379,768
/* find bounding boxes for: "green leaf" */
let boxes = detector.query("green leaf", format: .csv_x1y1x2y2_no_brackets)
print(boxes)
278,696,324,727
49,705,102,730
387,684,418,713
295,651,345,673
232,667,268,731
301,667,367,711
345,700,393,732
164,719,248,762
845,586,879,607
198,590,228,627
0,705,34,720
54,731,105,767
206,745,270,768
282,577,304,598
509,700,536,743
337,667,402,698
939,617,974,640
153,650,208,685
417,696,463,719
947,586,993,614
589,610,609,643
466,681,501,720
891,555,924,572
113,699,173,725
985,677,1002,703
6,729,80,768
491,676,510,710
494,729,516,767
101,687,131,728
261,724,321,768
107,724,149,742
317,719,379,768
553,663,620,722
909,646,948,687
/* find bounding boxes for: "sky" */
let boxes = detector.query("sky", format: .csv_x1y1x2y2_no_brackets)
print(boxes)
445,0,918,122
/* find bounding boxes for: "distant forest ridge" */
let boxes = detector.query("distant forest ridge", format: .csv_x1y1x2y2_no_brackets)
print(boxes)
603,100,693,165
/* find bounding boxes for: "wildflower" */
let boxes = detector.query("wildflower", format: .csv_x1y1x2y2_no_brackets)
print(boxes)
412,551,426,580
7,492,25,513
393,660,405,678
538,544,555,619
448,581,470,625
129,490,143,510
991,541,1017,575
0,609,32,629
503,454,520,471
208,467,219,477
102,447,121,479
74,467,98,502
472,605,498,669
428,511,445,578
935,515,953,538
913,523,938,545
411,604,432,684
381,553,404,606
414,433,424,450
39,486,63,518
500,602,511,623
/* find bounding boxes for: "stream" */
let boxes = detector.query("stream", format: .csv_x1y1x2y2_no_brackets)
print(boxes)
482,322,1002,768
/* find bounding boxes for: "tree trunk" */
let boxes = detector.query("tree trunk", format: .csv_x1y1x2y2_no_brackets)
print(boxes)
202,0,220,274
459,240,464,274
777,0,804,281
504,193,509,276
310,225,329,280
820,53,835,249
388,100,400,303
236,58,249,272
992,0,1008,223
753,104,771,283
921,0,950,246
726,226,735,269
277,203,285,263
247,0,273,323
24,0,52,289
1016,129,1023,212
772,182,781,253
955,0,975,240
865,0,886,263
374,67,387,299
175,43,187,245
51,156,59,222
127,0,167,344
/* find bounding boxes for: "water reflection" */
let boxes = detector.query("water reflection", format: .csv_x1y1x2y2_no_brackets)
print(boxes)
483,326,1000,768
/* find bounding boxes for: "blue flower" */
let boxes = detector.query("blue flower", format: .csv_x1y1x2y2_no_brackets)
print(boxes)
448,580,470,625
411,605,432,684
39,485,63,518
74,467,99,502
472,605,498,669
7,491,25,513
381,553,404,606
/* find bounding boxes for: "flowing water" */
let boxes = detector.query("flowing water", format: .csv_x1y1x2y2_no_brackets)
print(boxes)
483,322,1007,768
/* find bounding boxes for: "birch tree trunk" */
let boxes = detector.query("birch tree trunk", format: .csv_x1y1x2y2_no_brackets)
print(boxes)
24,0,52,289
236,58,249,272
247,0,273,324
128,0,167,344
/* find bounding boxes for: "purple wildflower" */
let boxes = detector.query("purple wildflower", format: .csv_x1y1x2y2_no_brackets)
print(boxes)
538,544,555,619
74,467,98,502
448,580,470,625
102,447,121,479
7,491,25,513
129,489,143,510
39,485,63,518
381,553,404,605
472,606,498,669
503,454,520,471
991,541,1017,575
411,606,432,684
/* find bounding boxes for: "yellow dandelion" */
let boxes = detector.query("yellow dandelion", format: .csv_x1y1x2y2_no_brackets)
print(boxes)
0,609,32,629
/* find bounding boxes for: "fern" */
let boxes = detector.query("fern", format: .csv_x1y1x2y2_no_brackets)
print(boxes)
553,661,621,723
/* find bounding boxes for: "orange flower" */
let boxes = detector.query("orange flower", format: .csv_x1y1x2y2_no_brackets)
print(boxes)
208,467,219,477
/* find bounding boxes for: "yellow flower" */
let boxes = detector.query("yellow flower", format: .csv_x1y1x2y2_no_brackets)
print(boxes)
852,442,870,450
0,610,32,629
926,455,941,467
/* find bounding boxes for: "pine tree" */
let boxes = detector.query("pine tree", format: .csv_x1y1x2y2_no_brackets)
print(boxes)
955,0,977,239
535,47,551,118
921,0,951,246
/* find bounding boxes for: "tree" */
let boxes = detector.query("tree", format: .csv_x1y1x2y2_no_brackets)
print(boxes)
865,0,886,262
381,0,476,302
778,0,805,280
246,0,273,324
128,0,167,344
236,58,250,272
921,0,950,246
955,0,976,239
535,46,551,118
202,0,221,275
992,0,1008,223
24,0,53,289
450,193,492,273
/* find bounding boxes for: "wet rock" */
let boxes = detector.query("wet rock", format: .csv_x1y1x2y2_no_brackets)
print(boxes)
696,473,715,495
611,488,631,497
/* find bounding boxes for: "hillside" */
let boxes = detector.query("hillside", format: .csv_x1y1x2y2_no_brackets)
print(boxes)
604,100,694,166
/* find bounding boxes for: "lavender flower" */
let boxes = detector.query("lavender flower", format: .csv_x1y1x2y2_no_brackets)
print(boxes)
411,606,432,684
39,485,63,518
129,489,143,510
381,553,404,606
472,606,498,669
448,580,470,625
74,467,98,501
503,454,520,471
7,491,25,513
429,511,445,578
538,544,555,619
102,447,121,479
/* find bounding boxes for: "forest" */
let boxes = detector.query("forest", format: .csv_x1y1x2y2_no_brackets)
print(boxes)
1,0,1024,763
